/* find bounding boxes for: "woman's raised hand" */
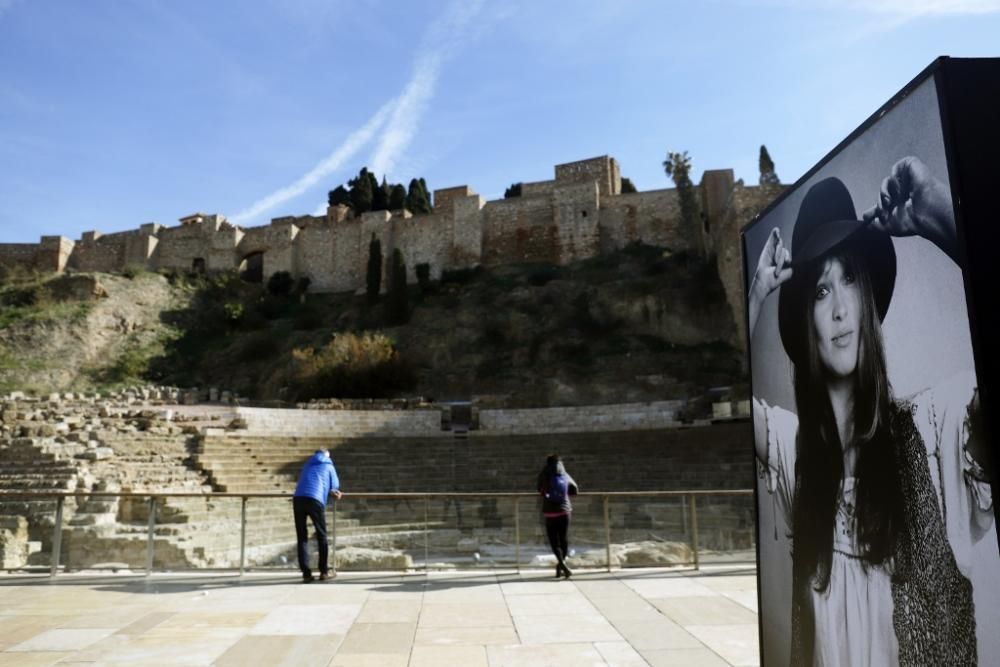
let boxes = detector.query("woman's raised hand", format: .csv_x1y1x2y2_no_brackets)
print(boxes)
862,156,958,263
754,227,793,297
748,227,793,337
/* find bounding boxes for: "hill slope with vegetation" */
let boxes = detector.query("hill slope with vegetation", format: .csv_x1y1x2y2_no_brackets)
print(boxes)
0,243,744,408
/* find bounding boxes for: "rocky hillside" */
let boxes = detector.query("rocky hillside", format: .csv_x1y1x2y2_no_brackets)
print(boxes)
0,272,183,394
0,244,746,408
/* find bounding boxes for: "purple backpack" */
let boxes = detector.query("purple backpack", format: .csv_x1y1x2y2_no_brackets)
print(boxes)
545,474,569,504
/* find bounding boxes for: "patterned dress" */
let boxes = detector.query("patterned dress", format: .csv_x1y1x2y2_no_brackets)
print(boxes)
756,371,994,666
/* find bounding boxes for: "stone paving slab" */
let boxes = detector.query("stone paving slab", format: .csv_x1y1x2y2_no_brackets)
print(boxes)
0,565,760,666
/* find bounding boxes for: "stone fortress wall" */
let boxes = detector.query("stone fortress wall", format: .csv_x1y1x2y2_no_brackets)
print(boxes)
0,156,779,337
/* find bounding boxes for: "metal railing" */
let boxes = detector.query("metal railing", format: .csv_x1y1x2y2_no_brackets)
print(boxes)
0,489,754,577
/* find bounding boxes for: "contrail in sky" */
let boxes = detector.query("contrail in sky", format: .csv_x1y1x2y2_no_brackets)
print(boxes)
368,0,485,180
230,101,394,224
238,0,485,224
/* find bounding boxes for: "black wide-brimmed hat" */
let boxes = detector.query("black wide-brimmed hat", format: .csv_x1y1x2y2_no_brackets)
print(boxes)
777,177,896,365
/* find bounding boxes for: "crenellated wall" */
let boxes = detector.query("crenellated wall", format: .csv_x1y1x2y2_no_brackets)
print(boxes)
6,156,783,338
0,244,40,272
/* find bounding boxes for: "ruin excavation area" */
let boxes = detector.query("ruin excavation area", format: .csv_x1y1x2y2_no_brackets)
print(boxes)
0,386,753,573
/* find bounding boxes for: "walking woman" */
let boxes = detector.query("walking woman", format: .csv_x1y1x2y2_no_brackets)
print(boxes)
749,158,993,665
537,454,579,579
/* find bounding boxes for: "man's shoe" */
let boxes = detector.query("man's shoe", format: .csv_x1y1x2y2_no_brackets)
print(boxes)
302,573,315,584
319,572,335,582
562,565,573,580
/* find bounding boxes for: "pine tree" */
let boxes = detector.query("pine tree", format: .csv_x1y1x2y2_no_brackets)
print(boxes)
366,233,382,304
328,185,351,208
349,168,374,214
406,178,431,214
504,182,523,198
388,183,407,210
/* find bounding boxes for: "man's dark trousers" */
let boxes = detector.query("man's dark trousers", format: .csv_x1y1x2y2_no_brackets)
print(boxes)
293,496,328,577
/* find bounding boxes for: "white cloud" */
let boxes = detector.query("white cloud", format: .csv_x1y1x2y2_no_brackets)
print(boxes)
230,101,394,224
743,0,1000,15
847,0,1000,13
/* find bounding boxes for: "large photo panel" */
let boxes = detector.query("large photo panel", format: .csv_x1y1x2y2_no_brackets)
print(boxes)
744,71,1000,665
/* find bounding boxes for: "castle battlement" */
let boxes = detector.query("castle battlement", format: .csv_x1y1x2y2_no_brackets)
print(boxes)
0,157,778,327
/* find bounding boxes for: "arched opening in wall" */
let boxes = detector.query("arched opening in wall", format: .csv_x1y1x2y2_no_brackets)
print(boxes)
192,258,206,273
240,252,264,283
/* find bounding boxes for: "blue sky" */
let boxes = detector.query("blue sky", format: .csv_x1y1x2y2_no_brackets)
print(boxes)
2,0,999,243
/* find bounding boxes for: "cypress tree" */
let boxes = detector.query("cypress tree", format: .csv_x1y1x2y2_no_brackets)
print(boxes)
759,145,780,186
388,248,409,324
388,183,407,210
366,233,382,304
372,175,389,211
406,178,431,214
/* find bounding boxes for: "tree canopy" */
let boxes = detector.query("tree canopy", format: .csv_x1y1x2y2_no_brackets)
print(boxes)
758,145,780,186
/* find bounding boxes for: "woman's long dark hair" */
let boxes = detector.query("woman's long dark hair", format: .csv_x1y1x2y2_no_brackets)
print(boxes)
791,251,904,592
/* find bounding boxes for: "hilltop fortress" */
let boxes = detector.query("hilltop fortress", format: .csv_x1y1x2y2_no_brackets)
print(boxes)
0,156,780,334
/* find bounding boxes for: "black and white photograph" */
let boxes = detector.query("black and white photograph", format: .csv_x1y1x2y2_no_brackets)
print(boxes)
744,73,1000,665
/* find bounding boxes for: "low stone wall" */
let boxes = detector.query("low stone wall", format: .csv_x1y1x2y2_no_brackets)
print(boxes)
477,400,685,433
229,406,442,437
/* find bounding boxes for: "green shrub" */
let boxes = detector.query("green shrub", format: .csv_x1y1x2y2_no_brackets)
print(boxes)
552,341,592,367
475,356,507,379
527,265,559,286
267,271,294,297
293,303,324,330
223,302,244,324
290,332,416,399
237,332,281,362
415,263,431,292
256,296,292,321
440,266,482,285
121,264,146,279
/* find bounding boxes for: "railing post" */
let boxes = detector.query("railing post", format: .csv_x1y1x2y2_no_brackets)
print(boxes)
50,495,64,577
423,496,430,572
689,493,700,571
604,495,611,573
239,496,247,576
331,501,338,576
514,497,521,574
146,496,156,576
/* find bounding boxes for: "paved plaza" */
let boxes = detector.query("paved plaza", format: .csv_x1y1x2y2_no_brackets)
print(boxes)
0,565,759,666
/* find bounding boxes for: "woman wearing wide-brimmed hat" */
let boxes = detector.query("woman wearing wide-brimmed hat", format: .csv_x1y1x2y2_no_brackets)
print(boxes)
748,157,993,666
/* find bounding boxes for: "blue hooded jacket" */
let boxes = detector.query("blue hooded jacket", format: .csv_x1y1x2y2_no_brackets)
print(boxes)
293,450,341,505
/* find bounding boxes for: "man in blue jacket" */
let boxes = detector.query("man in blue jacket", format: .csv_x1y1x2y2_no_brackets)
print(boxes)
292,448,342,583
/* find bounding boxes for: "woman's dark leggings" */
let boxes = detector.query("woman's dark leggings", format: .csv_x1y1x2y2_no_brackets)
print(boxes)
545,514,570,564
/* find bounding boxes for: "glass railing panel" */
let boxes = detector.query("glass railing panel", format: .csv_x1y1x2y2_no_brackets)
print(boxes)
602,493,691,570
332,495,427,572
240,495,301,571
415,495,519,570
689,492,756,565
